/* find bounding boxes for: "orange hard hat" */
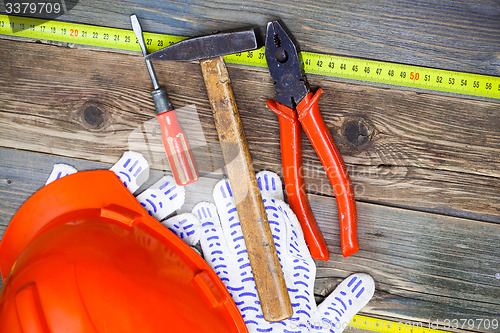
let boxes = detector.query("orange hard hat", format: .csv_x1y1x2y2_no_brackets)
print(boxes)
0,170,247,333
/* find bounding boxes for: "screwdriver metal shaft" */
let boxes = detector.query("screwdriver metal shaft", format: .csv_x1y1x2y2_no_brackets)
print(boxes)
130,15,199,186
131,15,160,90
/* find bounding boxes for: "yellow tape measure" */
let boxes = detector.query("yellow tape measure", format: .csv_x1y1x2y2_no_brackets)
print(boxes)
1,14,499,100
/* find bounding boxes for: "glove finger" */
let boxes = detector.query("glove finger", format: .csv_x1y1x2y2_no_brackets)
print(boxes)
136,175,185,221
212,179,259,299
272,200,317,326
256,171,288,262
262,197,287,266
193,203,265,332
110,151,150,194
193,202,231,284
161,212,200,246
45,163,77,185
256,170,284,201
212,179,250,263
317,273,375,332
210,180,275,330
274,200,310,259
256,171,317,328
256,170,310,260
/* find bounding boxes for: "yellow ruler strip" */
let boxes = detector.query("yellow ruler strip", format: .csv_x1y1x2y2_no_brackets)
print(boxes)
301,53,500,99
0,14,186,51
1,14,498,101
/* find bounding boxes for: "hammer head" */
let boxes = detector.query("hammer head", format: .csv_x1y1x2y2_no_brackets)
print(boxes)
144,28,259,62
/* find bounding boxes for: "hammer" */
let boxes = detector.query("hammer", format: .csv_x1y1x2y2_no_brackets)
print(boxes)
145,29,293,321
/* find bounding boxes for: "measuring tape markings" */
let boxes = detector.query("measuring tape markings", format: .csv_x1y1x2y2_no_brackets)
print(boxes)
217,50,500,100
302,52,500,98
1,14,498,99
0,14,186,51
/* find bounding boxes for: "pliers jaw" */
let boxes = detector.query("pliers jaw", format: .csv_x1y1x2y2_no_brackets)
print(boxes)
265,21,309,110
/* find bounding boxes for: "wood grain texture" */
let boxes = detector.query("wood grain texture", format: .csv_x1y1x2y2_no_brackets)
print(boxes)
200,56,292,321
0,39,498,221
311,197,500,327
39,0,500,76
0,148,498,331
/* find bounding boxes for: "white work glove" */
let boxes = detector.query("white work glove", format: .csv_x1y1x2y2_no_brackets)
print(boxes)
192,171,375,332
45,151,200,245
46,154,375,332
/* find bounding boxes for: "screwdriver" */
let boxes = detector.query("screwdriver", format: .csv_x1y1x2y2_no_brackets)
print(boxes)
130,14,199,186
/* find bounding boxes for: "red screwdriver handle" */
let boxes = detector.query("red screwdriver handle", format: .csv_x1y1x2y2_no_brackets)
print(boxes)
266,99,330,261
296,89,358,257
157,111,199,186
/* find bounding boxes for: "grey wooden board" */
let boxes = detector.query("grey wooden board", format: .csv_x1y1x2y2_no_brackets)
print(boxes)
1,147,499,331
20,0,500,77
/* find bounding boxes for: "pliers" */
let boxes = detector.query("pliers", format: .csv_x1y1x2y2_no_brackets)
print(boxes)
265,21,358,261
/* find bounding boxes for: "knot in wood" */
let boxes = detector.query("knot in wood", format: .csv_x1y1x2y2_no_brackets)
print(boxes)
80,102,107,130
342,119,370,148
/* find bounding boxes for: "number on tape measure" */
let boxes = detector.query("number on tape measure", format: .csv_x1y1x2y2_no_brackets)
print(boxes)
0,14,498,99
0,14,184,52
301,52,499,99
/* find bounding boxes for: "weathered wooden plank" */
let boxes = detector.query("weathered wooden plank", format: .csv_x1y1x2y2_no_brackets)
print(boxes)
38,0,500,76
0,39,498,221
0,148,498,331
310,196,500,326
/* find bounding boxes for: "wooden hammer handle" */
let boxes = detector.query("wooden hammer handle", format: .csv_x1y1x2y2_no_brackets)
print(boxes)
200,56,292,322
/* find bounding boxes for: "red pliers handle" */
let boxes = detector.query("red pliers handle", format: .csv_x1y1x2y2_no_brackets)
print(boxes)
267,89,358,260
